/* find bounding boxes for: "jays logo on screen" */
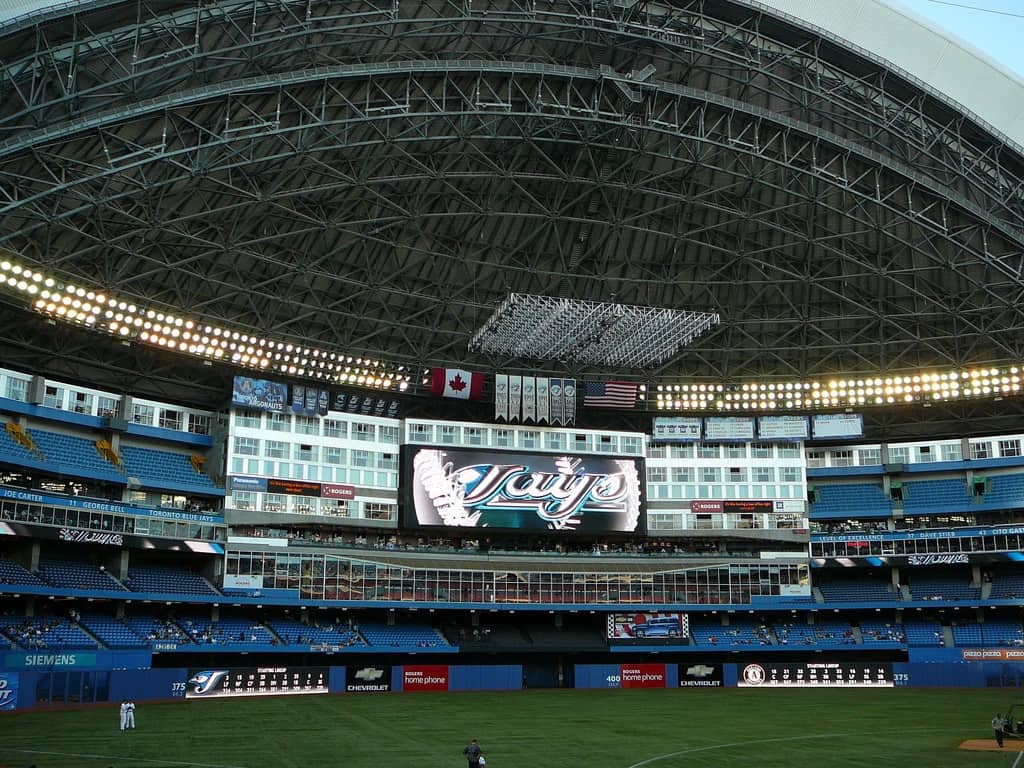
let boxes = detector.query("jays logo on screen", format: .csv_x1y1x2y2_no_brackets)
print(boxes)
187,670,229,695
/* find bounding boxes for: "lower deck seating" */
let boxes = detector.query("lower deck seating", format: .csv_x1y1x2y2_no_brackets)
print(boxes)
125,566,219,595
817,577,898,603
358,623,451,648
0,615,98,649
267,618,362,647
689,621,771,647
859,622,905,644
77,614,146,648
775,621,855,647
903,619,945,647
176,615,276,646
38,560,126,592
0,559,45,586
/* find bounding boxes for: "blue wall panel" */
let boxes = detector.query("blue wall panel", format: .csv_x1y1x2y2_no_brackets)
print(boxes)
108,667,187,702
450,665,521,691
574,664,623,689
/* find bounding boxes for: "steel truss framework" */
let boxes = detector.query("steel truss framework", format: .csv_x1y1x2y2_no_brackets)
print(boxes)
0,0,1022,408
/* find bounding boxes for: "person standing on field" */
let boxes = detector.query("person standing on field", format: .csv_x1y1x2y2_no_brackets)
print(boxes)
993,713,1005,747
126,699,136,730
463,738,482,768
119,700,129,732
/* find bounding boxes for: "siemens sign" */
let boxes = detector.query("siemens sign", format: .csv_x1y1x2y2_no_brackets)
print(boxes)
4,653,98,668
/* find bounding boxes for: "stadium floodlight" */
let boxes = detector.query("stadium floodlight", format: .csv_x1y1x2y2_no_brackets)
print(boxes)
654,366,1023,412
0,256,411,391
469,293,720,369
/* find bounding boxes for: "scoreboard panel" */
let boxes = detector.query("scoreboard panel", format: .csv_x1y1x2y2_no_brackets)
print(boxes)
738,662,893,688
185,667,329,698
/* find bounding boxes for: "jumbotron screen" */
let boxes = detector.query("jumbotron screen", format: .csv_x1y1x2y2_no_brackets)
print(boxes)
402,446,644,534
185,667,329,698
608,612,689,641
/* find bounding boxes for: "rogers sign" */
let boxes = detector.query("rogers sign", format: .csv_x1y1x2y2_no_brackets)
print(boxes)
403,665,449,691
620,663,666,689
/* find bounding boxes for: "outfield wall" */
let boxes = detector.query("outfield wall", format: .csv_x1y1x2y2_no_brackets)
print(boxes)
4,660,1024,711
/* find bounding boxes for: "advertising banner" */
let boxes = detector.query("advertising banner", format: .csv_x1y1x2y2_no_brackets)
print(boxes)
0,672,18,710
0,486,222,524
0,521,223,554
403,665,450,692
619,663,667,689
185,667,328,698
651,416,702,442
723,500,773,515
690,500,724,514
608,612,688,640
703,417,755,442
738,662,892,688
811,413,864,439
962,649,1024,662
321,483,356,501
231,377,289,412
678,663,723,688
345,665,392,692
811,552,1022,568
230,476,268,493
404,446,644,534
228,477,358,502
757,416,809,441
266,479,321,497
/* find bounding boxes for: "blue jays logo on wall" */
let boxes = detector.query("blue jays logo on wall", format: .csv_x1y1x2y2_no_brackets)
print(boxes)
187,670,229,696
408,447,643,533
0,673,17,710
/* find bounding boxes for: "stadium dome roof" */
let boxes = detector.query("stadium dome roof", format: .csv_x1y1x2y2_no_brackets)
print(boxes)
0,0,1022,418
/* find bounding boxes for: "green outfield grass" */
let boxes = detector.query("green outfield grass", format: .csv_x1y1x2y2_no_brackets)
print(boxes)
0,688,1020,768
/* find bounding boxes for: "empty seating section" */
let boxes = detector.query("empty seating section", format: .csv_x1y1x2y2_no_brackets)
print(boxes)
775,621,854,647
817,577,898,602
28,429,120,477
0,615,97,649
978,474,1024,510
0,558,45,586
176,615,276,646
125,566,218,595
982,620,1024,646
909,576,980,601
990,575,1024,600
903,619,945,646
268,618,363,646
121,445,217,490
0,423,41,465
811,484,890,518
901,478,971,513
859,621,905,644
358,623,452,648
950,622,984,646
38,560,126,592
689,621,771,647
78,614,147,648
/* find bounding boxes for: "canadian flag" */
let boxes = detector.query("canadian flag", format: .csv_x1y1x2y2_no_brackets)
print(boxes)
430,367,485,400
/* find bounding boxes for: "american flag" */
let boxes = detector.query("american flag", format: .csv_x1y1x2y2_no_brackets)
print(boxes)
582,381,639,409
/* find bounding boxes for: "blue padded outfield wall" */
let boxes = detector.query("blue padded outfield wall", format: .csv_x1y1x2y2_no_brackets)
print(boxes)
5,658,1024,710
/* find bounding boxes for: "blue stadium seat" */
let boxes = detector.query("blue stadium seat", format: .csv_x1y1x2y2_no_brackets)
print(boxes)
121,445,218,491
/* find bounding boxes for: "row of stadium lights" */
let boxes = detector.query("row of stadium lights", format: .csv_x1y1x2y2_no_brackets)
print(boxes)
0,259,411,391
4,258,1022,409
655,370,1022,410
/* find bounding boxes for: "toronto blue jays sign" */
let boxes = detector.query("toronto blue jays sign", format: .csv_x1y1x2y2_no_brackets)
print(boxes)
405,447,643,533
